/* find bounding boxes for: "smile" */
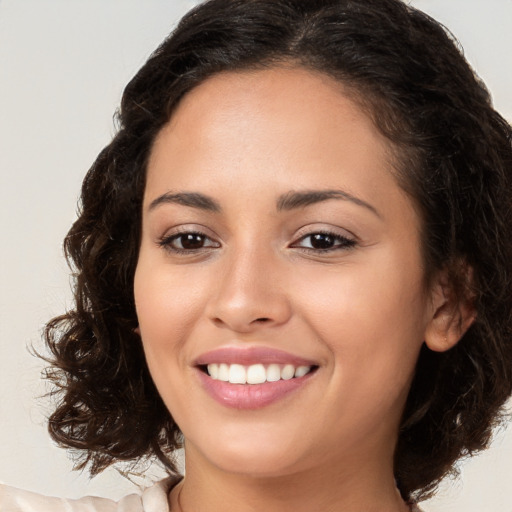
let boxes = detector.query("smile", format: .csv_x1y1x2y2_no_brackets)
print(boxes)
194,347,319,409
206,363,313,384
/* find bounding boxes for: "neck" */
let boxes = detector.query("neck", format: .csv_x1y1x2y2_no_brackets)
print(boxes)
171,447,409,512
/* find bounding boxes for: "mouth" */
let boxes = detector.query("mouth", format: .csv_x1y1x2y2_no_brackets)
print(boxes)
199,363,317,384
194,347,319,409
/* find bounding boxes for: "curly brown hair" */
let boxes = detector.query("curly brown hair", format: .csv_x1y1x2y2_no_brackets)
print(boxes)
44,0,512,502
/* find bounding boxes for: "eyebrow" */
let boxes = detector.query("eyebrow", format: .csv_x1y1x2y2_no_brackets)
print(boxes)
147,188,380,218
276,189,381,218
148,192,221,213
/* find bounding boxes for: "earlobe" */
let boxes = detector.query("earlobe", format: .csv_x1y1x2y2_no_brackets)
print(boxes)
424,271,476,352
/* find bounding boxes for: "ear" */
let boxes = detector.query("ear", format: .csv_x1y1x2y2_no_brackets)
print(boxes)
134,326,141,336
424,267,476,352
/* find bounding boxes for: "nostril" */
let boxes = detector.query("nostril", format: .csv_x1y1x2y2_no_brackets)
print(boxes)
210,310,284,331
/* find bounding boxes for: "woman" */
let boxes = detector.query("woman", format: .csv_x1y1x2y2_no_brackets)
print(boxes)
1,0,511,510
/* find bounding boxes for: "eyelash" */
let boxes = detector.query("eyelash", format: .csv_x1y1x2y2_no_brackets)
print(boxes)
292,230,357,253
158,230,357,255
158,230,220,255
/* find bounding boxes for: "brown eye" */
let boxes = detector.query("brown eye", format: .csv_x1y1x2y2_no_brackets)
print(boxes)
309,233,336,249
177,233,207,249
293,231,357,252
159,231,220,253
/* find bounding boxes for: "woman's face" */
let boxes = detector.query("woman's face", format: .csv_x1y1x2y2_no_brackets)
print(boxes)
134,67,436,478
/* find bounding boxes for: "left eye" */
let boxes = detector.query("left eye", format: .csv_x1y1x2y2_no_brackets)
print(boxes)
159,232,220,252
293,232,356,251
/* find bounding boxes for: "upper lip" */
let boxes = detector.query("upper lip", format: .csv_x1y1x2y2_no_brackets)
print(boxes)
194,346,318,367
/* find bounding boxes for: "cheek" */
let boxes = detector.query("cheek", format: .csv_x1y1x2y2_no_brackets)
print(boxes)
133,255,209,375
133,260,210,424
295,250,427,390
135,257,205,330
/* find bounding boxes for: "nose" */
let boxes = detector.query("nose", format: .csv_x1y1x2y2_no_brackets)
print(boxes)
206,245,292,333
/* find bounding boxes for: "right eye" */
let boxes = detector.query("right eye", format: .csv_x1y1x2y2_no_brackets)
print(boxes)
158,231,220,253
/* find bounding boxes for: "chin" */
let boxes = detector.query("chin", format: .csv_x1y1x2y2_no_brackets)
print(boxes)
185,426,310,478
211,451,303,478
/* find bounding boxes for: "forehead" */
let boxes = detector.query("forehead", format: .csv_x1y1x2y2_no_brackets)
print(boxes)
163,67,383,146
146,67,397,199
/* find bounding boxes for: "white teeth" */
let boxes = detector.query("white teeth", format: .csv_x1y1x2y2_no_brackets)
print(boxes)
294,366,310,378
205,363,313,384
266,364,281,382
207,363,219,379
281,364,295,380
246,364,266,384
218,363,229,381
229,364,247,384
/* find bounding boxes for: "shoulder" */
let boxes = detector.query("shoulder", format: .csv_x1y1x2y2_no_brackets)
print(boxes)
0,477,177,512
0,483,119,512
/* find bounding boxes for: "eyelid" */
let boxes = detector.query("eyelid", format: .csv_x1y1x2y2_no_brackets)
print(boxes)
159,223,219,240
292,223,357,242
292,232,356,249
155,223,357,255
289,225,358,253
157,225,221,254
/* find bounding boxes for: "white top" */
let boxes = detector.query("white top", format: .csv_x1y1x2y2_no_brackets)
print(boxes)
0,478,424,511
0,477,177,512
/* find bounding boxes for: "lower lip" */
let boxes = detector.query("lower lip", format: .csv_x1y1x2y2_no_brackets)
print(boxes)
196,369,315,410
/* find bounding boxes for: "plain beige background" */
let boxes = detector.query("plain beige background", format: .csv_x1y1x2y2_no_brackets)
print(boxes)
0,1,511,510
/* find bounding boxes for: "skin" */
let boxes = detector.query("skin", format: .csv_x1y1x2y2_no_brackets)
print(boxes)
134,67,462,512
